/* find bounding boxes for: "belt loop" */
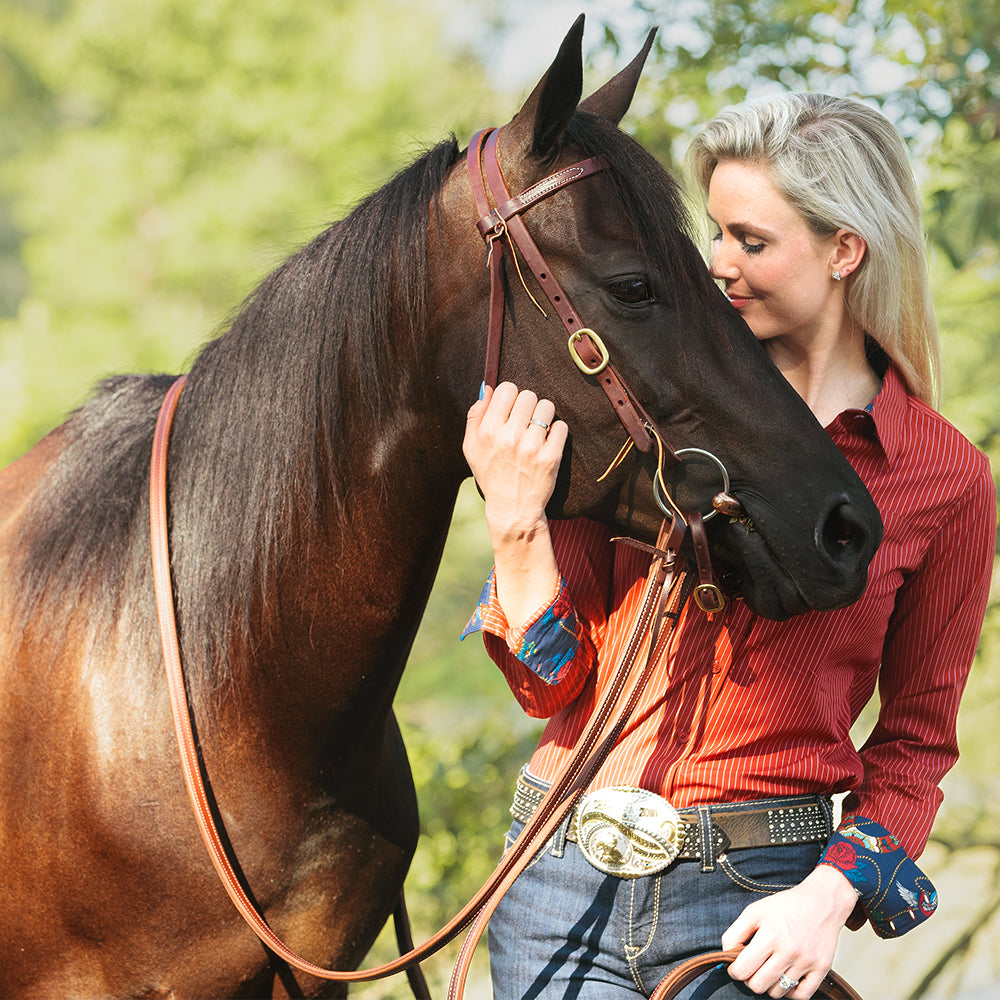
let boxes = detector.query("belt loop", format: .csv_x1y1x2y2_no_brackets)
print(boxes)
697,805,716,872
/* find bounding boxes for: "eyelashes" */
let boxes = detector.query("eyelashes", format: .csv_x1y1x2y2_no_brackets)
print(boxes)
712,231,765,255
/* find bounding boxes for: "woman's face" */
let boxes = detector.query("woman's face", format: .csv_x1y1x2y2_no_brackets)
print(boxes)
707,159,839,347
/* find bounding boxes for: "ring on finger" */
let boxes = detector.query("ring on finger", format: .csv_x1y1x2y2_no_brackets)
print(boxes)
527,418,550,430
777,973,799,991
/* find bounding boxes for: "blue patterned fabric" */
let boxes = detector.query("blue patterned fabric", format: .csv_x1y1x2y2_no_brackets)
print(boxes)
819,816,937,938
461,573,582,685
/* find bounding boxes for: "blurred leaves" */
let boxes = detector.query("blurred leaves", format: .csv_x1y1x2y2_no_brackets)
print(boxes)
0,0,497,463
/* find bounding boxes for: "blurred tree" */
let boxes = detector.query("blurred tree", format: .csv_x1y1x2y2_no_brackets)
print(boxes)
0,0,499,464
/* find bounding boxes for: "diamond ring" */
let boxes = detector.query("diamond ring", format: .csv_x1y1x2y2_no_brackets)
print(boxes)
777,973,799,991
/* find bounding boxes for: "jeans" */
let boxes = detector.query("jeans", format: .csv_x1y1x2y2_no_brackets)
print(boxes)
488,792,826,999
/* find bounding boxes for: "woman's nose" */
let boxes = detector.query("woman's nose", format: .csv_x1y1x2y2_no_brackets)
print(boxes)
710,238,739,281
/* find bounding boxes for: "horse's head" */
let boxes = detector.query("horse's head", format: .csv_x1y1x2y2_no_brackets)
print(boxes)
432,17,881,621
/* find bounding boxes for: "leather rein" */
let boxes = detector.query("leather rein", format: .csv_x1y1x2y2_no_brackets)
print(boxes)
148,126,738,993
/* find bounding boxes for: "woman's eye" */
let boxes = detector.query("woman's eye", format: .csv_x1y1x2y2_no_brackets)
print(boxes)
608,277,655,305
741,239,765,255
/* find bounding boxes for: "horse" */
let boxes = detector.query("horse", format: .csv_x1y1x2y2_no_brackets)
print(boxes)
0,18,881,999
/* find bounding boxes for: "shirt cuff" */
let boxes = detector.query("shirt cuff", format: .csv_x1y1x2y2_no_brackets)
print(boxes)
817,816,938,938
460,572,582,685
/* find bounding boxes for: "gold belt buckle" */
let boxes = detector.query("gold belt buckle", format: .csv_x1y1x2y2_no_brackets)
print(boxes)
574,786,684,878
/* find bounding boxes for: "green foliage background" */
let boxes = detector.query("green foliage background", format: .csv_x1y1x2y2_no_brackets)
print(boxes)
1,1,997,997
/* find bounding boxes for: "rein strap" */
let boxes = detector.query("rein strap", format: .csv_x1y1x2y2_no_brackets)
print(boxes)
150,375,691,993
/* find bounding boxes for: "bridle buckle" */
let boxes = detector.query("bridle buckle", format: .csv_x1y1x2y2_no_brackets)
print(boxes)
694,582,727,614
567,328,610,376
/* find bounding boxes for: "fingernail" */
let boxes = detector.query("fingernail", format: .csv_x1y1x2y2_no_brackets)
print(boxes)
478,381,486,401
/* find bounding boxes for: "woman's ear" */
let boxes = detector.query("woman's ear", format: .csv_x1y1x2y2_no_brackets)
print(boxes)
831,229,867,280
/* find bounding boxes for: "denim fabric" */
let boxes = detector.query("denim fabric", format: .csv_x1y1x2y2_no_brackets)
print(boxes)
488,814,824,999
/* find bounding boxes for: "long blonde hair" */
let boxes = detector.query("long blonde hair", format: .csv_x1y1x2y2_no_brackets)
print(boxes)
688,93,941,405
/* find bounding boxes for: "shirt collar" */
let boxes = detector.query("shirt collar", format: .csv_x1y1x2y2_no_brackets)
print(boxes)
826,363,909,469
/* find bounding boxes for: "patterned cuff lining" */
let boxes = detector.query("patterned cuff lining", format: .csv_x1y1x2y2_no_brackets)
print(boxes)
506,578,583,684
459,573,581,685
460,574,497,641
818,816,937,938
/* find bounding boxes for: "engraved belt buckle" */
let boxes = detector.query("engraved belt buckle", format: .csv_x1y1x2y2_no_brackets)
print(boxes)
574,786,684,878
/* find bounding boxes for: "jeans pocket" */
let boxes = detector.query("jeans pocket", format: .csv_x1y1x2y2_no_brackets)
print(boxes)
718,843,822,895
500,818,551,872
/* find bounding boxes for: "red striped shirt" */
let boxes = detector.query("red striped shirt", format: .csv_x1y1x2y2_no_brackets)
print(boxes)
474,366,996,857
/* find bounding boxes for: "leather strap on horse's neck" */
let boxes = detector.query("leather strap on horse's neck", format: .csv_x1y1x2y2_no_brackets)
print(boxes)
150,374,690,994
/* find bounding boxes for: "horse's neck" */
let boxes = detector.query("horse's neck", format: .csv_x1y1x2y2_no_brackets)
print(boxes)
249,434,465,734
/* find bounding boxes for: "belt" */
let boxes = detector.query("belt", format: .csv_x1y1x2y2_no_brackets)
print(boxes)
510,771,832,878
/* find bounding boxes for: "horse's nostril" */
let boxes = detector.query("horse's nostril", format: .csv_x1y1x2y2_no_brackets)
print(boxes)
820,502,868,562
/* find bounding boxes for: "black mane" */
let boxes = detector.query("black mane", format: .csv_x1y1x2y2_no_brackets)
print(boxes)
12,115,721,698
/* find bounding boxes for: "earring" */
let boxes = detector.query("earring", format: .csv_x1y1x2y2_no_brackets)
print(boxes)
832,270,842,281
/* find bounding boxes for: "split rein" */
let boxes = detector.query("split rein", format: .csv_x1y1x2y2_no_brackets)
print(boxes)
148,126,745,996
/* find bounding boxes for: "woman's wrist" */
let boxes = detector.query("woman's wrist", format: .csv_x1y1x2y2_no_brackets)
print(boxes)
488,516,560,631
804,863,861,923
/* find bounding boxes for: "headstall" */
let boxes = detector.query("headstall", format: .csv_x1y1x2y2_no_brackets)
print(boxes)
466,126,732,612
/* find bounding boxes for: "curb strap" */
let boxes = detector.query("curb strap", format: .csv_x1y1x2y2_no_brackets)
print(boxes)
688,510,725,614
467,127,666,455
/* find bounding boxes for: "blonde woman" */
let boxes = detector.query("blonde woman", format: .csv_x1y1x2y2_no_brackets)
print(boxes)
463,94,995,999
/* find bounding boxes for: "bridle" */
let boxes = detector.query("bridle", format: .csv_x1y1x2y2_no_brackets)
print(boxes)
468,127,659,456
147,123,747,998
467,125,733,612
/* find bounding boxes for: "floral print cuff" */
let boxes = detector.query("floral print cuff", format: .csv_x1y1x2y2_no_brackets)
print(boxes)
818,816,938,938
461,573,582,685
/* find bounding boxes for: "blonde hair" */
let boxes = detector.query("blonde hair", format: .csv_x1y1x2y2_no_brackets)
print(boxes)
687,93,941,405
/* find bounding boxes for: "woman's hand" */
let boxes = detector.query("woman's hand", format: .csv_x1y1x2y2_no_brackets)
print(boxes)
463,382,568,539
463,382,569,630
721,865,858,998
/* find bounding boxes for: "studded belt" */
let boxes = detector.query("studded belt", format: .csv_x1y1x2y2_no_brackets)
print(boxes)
510,771,833,878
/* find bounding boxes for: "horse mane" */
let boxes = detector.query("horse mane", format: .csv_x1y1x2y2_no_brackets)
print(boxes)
13,137,461,699
11,114,722,700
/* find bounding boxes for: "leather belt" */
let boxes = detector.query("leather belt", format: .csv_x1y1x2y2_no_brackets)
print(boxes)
511,771,832,875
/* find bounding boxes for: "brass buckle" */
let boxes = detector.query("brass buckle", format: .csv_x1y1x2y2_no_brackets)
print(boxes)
574,786,684,877
567,328,610,375
694,582,726,614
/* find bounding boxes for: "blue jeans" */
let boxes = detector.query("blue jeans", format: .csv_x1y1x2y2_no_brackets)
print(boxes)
488,799,826,999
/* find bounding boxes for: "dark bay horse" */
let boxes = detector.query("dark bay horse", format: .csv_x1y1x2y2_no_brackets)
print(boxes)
0,19,881,999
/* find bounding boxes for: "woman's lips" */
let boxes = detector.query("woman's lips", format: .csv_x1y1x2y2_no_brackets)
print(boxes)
726,293,754,309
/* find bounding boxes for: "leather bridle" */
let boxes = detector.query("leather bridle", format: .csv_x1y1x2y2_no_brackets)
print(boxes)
467,125,731,612
147,124,749,997
468,127,661,456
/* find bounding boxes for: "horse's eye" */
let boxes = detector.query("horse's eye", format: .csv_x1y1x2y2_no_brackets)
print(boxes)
608,277,655,305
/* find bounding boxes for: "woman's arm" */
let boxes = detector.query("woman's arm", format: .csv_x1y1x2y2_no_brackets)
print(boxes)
463,384,614,717
463,382,566,630
723,463,995,998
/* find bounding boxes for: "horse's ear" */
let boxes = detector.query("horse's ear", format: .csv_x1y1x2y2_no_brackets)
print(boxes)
578,28,657,126
506,15,585,159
